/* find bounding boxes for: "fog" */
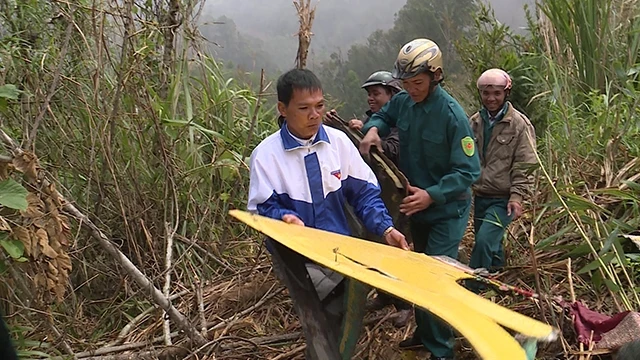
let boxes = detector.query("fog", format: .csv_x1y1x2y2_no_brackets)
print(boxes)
198,0,534,70
489,0,536,31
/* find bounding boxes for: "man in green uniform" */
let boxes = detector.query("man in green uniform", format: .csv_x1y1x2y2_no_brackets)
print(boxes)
360,38,481,360
468,68,537,277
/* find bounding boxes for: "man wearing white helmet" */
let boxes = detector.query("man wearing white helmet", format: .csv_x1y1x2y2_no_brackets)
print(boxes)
468,69,537,284
360,38,481,360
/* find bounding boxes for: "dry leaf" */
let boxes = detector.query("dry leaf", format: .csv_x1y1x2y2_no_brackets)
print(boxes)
36,228,58,258
56,253,72,272
3,150,72,302
47,261,59,277
12,152,38,180
12,226,34,257
44,198,60,219
59,215,70,231
53,283,66,302
46,276,56,291
46,183,64,208
58,216,71,246
21,193,44,218
49,232,62,253
45,218,61,240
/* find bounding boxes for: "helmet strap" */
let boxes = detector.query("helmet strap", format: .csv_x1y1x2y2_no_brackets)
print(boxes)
427,71,442,94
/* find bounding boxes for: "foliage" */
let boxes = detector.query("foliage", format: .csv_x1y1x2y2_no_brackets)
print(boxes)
455,4,547,132
0,178,27,210
538,0,640,93
319,0,480,117
0,0,278,355
0,176,27,270
457,0,640,312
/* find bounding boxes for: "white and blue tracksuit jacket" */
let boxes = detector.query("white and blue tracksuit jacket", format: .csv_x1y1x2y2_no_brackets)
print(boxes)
247,122,394,238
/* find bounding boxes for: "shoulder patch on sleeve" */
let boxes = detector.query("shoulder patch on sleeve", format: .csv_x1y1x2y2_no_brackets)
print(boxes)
461,136,475,157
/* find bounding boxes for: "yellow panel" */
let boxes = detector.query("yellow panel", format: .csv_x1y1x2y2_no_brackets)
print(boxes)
230,210,557,360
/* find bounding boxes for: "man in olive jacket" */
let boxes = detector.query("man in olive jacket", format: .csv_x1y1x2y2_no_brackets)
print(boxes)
468,68,537,277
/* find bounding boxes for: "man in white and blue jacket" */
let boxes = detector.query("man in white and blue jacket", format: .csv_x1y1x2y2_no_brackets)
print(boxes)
248,68,408,248
247,69,408,357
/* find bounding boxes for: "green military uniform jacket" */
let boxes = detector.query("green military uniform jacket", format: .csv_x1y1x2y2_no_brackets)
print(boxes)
362,85,481,222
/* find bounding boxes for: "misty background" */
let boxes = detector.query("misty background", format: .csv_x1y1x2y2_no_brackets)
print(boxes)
197,0,534,73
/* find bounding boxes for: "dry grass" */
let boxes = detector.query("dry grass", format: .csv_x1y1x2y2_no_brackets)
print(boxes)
82,218,589,360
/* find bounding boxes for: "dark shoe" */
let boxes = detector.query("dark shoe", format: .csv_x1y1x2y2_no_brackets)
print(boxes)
431,357,454,360
392,309,411,328
398,333,423,349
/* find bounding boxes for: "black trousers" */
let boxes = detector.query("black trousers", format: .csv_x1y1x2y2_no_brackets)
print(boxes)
267,238,343,360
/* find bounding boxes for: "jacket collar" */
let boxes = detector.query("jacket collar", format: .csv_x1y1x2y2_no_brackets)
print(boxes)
480,102,511,124
279,121,330,151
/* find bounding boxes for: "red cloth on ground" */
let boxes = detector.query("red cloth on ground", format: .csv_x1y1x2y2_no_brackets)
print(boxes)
567,301,630,345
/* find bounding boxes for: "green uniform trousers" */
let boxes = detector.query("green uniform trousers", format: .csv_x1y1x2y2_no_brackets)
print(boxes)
469,196,513,272
411,198,471,359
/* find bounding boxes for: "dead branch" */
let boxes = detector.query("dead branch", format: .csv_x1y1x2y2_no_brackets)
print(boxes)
219,332,302,350
206,284,284,330
61,331,299,359
216,312,405,351
0,128,207,348
66,311,407,360
242,69,267,161
293,0,316,69
110,289,191,346
527,224,548,322
174,234,234,272
195,278,206,337
76,347,188,360
51,331,181,360
160,0,181,98
271,344,306,360
48,314,78,359
163,222,175,345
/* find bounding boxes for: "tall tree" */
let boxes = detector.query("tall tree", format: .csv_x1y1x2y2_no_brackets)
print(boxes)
320,0,479,116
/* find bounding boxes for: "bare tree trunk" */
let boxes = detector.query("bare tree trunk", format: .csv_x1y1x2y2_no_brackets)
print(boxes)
293,0,316,69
